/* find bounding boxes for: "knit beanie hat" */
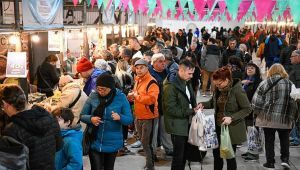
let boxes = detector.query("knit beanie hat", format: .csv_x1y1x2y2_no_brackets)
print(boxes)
96,74,115,89
76,57,93,73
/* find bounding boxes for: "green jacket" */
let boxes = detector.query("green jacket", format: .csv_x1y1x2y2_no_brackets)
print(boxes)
203,79,251,144
162,74,197,136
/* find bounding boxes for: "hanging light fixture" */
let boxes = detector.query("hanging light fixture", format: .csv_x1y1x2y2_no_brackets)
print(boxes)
31,34,40,43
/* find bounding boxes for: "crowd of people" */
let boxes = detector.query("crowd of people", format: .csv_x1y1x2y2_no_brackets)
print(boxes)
0,24,299,170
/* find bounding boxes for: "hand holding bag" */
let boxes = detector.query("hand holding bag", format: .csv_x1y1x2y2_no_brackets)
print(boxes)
220,125,235,159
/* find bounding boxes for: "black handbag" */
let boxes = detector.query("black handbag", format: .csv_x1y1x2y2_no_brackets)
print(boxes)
82,126,92,156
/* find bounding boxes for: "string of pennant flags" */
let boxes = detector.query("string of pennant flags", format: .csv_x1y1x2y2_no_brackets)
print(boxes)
71,0,300,23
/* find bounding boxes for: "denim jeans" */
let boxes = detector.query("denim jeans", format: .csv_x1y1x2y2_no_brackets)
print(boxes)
263,128,290,163
290,121,300,144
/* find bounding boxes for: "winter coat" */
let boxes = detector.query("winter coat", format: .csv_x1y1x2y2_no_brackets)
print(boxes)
81,89,133,153
176,34,187,50
280,44,297,73
163,74,197,136
0,111,9,136
83,68,105,96
203,79,251,144
201,44,221,72
37,62,59,97
252,74,294,129
56,82,88,127
221,48,243,66
149,66,168,116
3,105,62,170
55,126,83,170
133,72,159,120
289,64,300,88
0,136,29,170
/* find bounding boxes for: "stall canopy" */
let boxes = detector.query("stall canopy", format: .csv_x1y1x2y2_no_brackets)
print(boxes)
71,0,300,23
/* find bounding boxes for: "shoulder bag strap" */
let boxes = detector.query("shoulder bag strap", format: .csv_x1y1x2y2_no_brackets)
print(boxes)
38,66,53,89
263,78,283,95
69,89,82,108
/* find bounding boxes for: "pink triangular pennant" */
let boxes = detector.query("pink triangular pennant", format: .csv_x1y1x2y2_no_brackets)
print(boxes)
192,0,206,19
175,6,183,19
188,11,195,21
121,0,130,10
218,1,226,14
139,0,148,13
72,0,79,6
283,8,291,20
207,0,216,10
167,9,172,18
237,1,252,21
131,0,140,13
91,0,97,7
254,0,276,22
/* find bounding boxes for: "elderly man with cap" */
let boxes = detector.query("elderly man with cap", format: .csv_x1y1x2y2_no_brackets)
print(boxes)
76,57,105,96
128,59,159,170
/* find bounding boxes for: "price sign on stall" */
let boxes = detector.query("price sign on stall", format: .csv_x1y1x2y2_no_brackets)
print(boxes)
6,52,27,78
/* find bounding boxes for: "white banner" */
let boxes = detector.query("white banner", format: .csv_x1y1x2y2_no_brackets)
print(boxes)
6,52,27,78
22,0,63,30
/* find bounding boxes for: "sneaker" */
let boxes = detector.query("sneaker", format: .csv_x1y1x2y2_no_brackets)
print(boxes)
244,153,259,162
202,94,207,97
241,152,249,158
143,165,155,170
131,140,142,148
281,162,291,169
290,142,300,147
263,162,275,169
236,144,243,148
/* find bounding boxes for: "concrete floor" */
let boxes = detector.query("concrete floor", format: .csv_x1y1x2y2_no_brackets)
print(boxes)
84,54,300,170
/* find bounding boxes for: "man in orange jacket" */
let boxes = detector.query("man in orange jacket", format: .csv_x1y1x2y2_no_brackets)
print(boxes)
128,59,159,170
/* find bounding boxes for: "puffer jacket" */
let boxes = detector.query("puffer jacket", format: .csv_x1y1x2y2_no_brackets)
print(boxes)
83,68,105,96
55,125,83,170
201,44,221,72
0,136,29,170
162,74,196,136
133,72,159,120
81,89,133,153
57,82,88,127
3,105,62,170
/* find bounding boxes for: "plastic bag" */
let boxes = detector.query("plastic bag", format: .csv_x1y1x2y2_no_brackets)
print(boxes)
188,110,206,151
220,125,235,159
247,126,264,154
290,84,300,100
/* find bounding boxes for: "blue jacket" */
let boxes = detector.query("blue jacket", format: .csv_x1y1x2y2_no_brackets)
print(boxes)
55,127,83,170
81,89,133,153
83,68,105,96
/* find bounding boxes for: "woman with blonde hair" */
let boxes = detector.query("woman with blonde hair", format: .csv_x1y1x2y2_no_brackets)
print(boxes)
115,59,133,95
252,63,294,169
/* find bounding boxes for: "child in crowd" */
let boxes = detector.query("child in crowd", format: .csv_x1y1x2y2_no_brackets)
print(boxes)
52,107,83,170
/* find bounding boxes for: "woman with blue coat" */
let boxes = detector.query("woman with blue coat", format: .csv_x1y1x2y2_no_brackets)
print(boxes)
81,74,133,170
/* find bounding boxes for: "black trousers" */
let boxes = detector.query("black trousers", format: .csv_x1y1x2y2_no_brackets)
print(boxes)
171,134,188,170
263,128,290,163
213,125,237,170
89,150,117,170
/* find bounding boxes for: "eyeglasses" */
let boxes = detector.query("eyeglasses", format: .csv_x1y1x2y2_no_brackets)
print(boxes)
97,87,110,92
